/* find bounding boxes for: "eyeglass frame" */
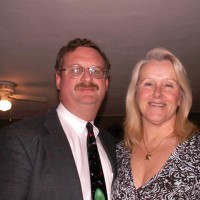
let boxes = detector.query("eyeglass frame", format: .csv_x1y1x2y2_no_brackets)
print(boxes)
59,64,109,79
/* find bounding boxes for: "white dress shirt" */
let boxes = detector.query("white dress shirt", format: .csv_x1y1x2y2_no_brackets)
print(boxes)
56,103,113,200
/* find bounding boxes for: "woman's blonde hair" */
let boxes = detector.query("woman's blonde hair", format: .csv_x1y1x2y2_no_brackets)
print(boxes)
124,48,198,150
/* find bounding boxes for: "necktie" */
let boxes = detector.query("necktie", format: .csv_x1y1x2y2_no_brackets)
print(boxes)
86,122,108,200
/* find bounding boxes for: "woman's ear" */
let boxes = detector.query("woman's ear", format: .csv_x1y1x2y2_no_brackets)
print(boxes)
178,91,182,107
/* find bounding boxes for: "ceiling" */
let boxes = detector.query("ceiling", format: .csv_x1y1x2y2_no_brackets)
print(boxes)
1,0,200,119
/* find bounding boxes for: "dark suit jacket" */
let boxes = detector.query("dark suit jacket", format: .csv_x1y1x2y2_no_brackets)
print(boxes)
0,109,116,200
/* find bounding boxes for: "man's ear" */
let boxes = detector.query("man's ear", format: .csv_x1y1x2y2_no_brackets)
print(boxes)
105,78,109,91
55,72,61,90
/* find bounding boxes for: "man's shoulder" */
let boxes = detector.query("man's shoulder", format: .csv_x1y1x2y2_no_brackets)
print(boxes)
3,113,45,129
99,129,116,153
0,108,58,137
99,129,115,141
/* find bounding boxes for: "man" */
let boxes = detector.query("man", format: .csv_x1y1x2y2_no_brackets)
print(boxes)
0,38,116,200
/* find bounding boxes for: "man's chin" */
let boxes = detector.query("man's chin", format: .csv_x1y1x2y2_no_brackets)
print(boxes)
77,95,98,104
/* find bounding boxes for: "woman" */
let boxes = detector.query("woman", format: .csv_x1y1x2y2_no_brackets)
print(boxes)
111,48,200,199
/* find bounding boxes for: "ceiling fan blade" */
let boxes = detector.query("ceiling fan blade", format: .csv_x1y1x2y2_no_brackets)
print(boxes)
9,94,47,102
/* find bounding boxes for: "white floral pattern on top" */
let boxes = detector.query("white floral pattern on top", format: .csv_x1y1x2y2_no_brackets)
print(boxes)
111,132,200,200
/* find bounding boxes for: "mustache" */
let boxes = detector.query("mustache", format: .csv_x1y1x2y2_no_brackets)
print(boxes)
74,82,99,90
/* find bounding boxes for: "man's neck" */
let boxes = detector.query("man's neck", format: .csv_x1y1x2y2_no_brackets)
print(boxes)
62,103,98,122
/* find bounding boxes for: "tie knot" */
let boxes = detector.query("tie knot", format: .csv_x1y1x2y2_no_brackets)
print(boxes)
86,122,93,133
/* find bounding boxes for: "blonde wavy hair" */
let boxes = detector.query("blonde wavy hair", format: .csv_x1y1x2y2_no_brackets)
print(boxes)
124,48,198,151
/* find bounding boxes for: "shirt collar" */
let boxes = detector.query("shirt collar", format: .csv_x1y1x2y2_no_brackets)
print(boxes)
56,103,98,135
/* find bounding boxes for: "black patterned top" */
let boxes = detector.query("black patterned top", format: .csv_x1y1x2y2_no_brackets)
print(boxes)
111,132,200,200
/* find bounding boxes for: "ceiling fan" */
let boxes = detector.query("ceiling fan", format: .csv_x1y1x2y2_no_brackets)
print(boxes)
0,80,47,103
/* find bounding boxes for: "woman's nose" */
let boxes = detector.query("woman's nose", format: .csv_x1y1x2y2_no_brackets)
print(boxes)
153,85,162,98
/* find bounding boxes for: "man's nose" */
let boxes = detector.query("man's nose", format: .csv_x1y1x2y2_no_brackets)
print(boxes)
80,68,92,82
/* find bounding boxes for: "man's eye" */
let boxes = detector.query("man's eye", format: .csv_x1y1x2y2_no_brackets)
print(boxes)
93,69,100,73
90,68,101,74
71,67,81,73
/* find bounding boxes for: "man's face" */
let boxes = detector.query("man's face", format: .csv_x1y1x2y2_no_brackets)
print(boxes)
56,47,108,113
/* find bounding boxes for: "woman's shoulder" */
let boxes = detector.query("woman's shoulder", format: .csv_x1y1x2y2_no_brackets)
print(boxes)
116,141,125,151
181,131,200,161
188,131,200,147
116,141,131,158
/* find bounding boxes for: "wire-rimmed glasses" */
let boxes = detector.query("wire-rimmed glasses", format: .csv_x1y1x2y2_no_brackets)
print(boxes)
60,65,108,79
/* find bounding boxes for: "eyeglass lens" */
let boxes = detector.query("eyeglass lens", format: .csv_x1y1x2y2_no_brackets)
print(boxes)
61,65,107,79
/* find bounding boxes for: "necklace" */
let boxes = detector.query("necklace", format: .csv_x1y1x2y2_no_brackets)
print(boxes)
143,133,173,160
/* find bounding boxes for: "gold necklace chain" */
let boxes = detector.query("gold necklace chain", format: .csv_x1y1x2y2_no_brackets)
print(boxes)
143,133,173,160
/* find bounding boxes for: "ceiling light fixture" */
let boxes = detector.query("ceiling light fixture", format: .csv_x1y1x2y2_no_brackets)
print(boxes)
0,81,15,112
0,98,12,111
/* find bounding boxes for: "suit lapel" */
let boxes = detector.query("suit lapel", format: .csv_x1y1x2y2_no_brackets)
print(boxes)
98,131,117,178
43,109,83,200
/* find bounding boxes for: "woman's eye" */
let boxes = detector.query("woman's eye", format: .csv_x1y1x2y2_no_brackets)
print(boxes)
165,84,173,88
144,82,152,87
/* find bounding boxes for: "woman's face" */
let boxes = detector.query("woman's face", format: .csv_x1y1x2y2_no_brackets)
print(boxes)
137,60,181,126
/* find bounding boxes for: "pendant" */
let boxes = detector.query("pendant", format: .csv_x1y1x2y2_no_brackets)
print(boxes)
145,154,151,160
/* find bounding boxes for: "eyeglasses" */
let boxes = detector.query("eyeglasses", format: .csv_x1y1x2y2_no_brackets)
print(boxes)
60,65,108,79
